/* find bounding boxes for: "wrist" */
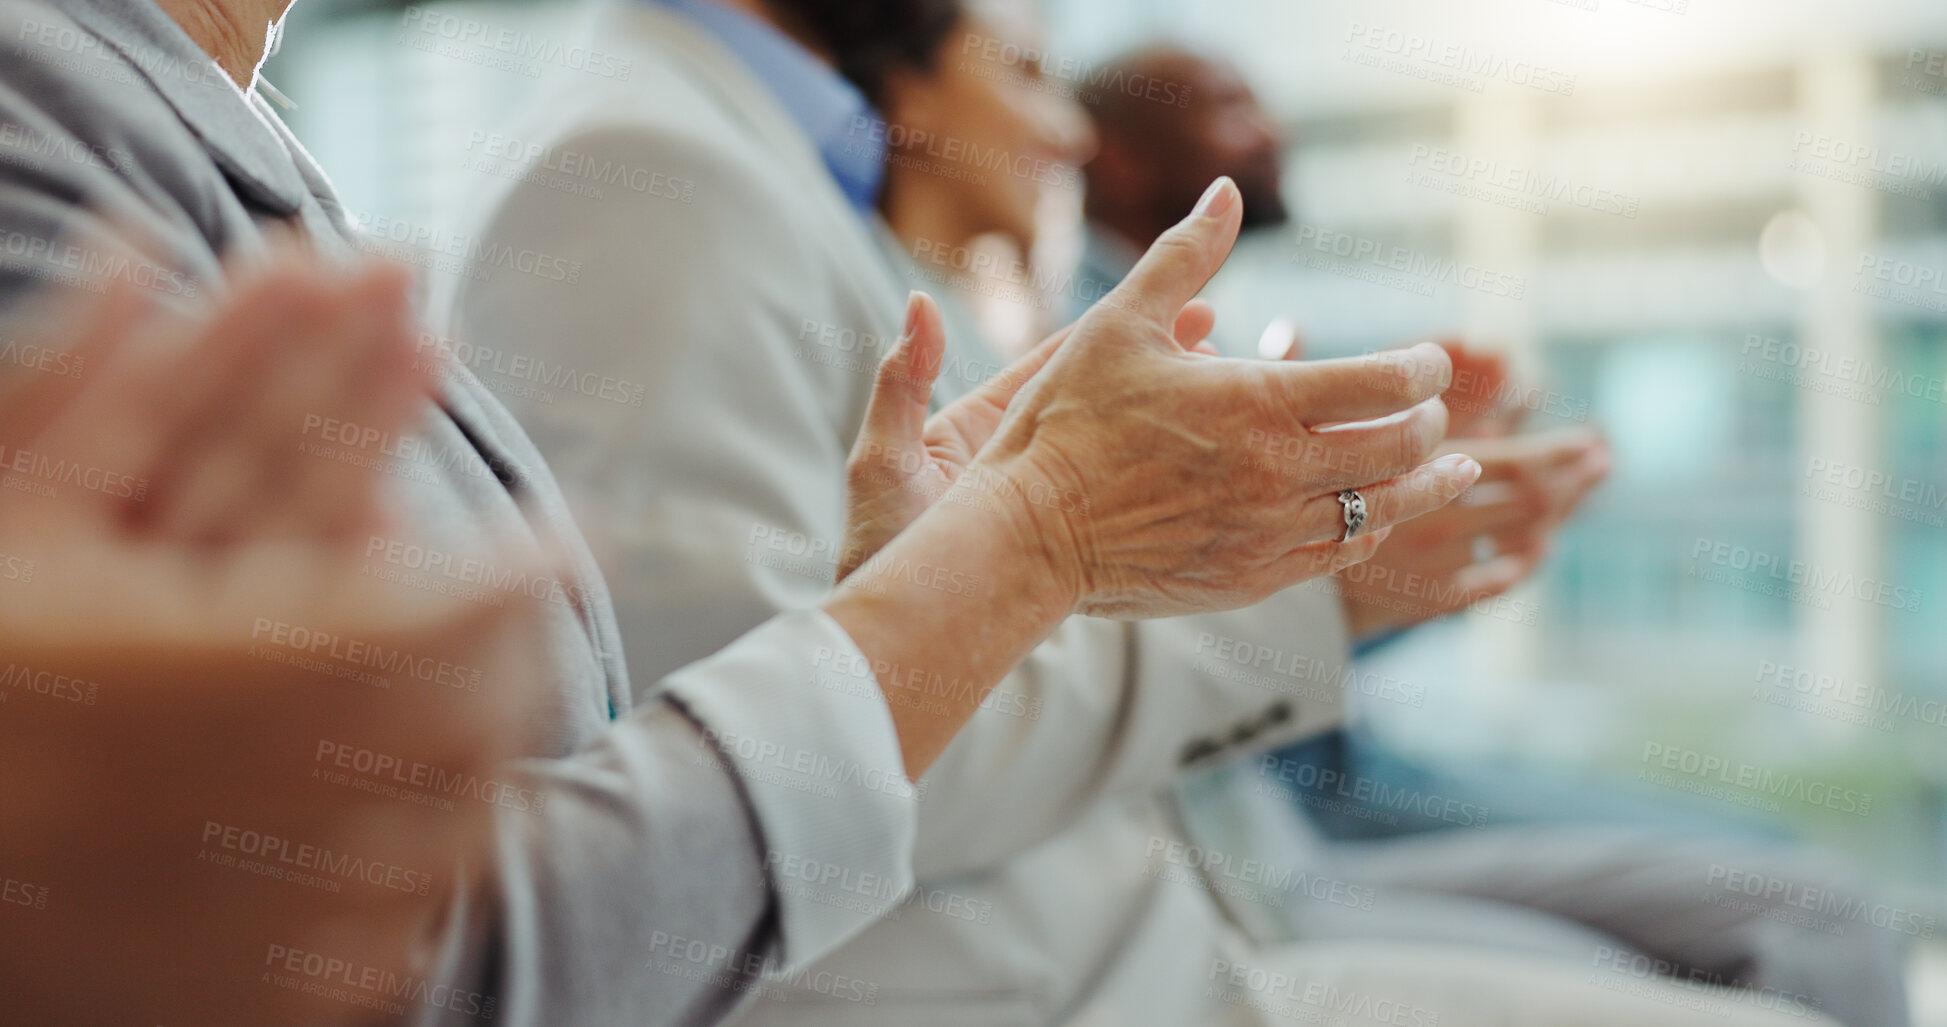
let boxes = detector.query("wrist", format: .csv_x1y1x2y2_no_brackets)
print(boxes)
957,458,1086,618
822,474,1078,776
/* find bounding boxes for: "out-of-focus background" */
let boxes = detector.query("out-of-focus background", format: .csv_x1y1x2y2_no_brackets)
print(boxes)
266,0,1947,1007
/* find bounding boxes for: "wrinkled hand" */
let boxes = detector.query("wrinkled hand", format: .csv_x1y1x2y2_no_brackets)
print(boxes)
838,291,1218,583
1338,425,1611,637
932,178,1481,619
0,259,547,1027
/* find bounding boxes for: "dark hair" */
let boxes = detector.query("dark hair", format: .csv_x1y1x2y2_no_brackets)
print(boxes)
766,0,963,107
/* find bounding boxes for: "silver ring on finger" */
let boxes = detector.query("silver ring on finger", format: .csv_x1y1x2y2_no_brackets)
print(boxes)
1338,489,1368,543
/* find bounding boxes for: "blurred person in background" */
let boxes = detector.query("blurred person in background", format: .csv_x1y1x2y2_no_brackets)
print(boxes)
1078,43,1799,839
0,0,1474,1022
872,0,1099,365
1075,42,1910,1026
450,0,1897,1023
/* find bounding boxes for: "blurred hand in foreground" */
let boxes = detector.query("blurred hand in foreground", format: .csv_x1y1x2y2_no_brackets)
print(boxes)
0,259,548,1027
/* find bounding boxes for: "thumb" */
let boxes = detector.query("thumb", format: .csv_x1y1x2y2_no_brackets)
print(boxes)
856,291,946,459
1103,176,1244,329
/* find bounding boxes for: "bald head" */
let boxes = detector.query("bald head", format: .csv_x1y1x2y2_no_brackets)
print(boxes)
1084,46,1289,248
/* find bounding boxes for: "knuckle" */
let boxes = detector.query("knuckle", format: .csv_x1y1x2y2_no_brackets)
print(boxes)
1153,228,1205,266
1404,406,1444,462
844,451,883,487
1079,302,1148,344
876,358,919,398
1304,496,1345,546
1322,542,1364,577
1422,398,1451,443
1124,235,1203,304
1390,420,1425,472
1371,355,1419,402
1233,459,1287,505
1360,485,1396,528
1232,522,1282,563
873,348,902,382
1398,471,1449,519
1418,346,1456,392
1290,544,1337,580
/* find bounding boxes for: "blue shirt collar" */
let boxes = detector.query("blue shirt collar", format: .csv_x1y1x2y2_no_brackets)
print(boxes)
648,0,886,211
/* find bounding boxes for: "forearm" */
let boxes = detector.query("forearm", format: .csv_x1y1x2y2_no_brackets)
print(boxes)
823,479,1075,777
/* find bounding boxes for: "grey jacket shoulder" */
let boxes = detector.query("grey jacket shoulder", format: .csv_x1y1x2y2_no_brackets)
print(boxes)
0,0,255,311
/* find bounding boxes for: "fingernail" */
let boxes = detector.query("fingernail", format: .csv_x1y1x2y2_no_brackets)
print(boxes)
1195,177,1236,218
1450,455,1483,489
902,291,924,338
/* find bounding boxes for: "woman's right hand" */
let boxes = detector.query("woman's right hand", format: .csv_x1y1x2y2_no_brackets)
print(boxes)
966,177,1482,619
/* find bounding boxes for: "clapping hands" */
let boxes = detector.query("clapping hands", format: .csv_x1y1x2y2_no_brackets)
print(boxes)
0,256,548,1026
